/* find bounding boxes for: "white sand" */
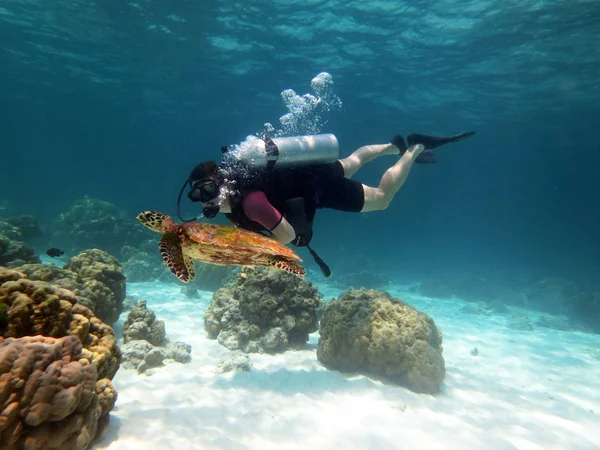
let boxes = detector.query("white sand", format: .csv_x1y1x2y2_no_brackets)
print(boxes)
93,281,600,450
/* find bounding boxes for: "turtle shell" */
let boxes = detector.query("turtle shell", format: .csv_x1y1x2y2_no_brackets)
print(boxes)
180,222,302,266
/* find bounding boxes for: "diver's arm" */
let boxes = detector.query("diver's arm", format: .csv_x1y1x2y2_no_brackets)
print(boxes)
270,216,296,244
241,190,297,244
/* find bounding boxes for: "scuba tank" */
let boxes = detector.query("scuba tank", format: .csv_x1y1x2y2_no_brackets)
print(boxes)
221,134,339,169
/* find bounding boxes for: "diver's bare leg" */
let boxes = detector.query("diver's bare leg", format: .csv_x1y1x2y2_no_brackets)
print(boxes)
360,144,425,212
338,143,400,179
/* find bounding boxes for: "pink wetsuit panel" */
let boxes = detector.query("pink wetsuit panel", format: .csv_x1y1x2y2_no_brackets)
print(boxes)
242,190,282,231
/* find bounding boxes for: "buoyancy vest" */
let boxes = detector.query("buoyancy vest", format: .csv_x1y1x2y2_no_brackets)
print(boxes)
223,163,331,277
224,165,318,235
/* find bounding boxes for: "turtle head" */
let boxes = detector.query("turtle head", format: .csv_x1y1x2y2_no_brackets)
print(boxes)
137,211,177,234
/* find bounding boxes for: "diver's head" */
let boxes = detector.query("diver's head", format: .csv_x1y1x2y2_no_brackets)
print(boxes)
187,161,223,218
176,161,224,222
188,161,221,203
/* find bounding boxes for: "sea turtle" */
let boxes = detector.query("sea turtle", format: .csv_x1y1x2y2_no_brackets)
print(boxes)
137,211,306,282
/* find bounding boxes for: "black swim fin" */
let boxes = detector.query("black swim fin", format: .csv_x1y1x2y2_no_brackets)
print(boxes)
391,135,407,152
407,131,476,150
392,135,436,163
415,150,437,164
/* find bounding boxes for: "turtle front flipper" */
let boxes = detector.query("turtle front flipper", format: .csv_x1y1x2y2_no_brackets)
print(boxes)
265,256,306,277
184,255,196,281
159,233,192,283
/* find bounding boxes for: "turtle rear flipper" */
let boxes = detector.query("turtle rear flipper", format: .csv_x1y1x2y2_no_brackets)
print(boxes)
265,256,306,277
159,233,192,283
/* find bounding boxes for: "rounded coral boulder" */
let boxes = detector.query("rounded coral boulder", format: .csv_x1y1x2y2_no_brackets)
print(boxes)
317,288,445,394
0,335,115,449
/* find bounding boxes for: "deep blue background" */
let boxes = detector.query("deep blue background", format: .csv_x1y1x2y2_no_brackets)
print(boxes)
1,0,598,286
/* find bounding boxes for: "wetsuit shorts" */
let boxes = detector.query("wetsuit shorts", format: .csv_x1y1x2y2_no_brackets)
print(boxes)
312,161,365,212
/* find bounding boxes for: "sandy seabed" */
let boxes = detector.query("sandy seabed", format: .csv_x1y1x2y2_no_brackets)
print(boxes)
94,281,600,450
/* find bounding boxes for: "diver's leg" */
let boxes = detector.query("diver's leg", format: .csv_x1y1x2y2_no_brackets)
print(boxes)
338,143,400,179
360,144,425,212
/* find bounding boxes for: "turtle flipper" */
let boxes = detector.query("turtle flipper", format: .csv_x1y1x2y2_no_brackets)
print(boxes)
266,256,306,276
159,233,191,283
184,255,196,282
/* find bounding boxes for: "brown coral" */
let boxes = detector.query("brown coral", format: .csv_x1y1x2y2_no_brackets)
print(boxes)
317,288,445,394
0,267,120,380
65,250,126,325
0,335,117,449
16,249,126,325
0,234,40,268
122,300,165,346
204,267,320,353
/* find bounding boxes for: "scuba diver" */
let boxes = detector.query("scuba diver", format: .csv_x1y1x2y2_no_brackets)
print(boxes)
178,131,475,277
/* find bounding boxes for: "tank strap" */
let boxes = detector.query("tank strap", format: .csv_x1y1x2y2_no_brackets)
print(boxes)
263,136,279,170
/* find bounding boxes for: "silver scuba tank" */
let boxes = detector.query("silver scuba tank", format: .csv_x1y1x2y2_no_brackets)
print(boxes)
222,134,339,169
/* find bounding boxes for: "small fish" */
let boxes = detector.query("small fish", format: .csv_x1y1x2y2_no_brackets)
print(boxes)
46,248,65,257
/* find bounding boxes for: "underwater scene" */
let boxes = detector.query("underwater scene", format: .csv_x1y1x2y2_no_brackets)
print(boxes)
1,0,599,449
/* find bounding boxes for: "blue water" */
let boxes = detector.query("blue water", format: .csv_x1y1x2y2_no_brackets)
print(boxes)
1,4,598,312
2,2,600,448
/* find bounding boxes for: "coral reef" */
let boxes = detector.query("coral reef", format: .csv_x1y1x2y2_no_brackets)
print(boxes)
0,267,121,380
204,267,321,353
121,300,191,373
317,288,445,394
218,352,252,373
535,315,571,331
418,278,455,299
525,278,579,315
4,215,43,242
122,296,138,312
65,249,126,325
17,249,126,325
121,248,166,282
181,283,200,298
121,340,191,374
525,278,600,332
333,270,389,290
460,303,492,316
50,196,147,258
507,315,534,331
0,233,40,268
0,267,120,448
194,262,234,292
0,221,23,241
419,272,600,333
122,300,165,346
569,292,600,333
419,273,514,304
0,335,117,450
